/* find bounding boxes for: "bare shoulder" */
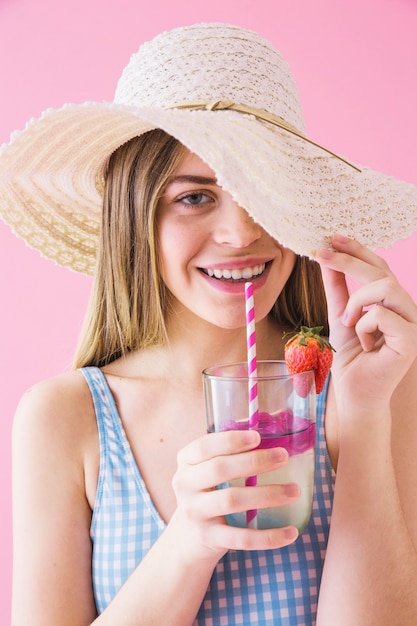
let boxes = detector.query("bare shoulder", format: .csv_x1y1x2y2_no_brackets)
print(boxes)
13,369,97,479
16,369,92,415
15,369,94,427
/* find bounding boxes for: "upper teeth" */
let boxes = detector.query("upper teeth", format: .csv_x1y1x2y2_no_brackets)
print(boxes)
206,264,266,280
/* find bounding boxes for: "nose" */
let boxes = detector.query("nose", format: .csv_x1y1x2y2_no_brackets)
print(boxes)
214,198,263,248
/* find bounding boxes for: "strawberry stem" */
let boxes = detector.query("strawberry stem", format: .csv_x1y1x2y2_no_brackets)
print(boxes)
284,326,335,353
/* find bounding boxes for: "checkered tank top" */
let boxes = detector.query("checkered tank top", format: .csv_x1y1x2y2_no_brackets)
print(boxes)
81,366,334,625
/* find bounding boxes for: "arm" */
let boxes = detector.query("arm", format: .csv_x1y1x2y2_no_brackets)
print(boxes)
12,373,98,625
12,373,298,626
315,235,417,625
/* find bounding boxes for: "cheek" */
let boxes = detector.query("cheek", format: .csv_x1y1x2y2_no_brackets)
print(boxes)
156,220,200,285
157,233,177,285
157,226,175,260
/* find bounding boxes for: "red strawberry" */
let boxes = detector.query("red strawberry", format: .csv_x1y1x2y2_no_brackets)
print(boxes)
284,326,335,395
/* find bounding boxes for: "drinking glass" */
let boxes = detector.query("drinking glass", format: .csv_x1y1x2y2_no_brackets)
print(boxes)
203,360,316,532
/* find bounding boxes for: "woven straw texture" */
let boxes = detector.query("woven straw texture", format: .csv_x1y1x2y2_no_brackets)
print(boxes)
1,23,417,275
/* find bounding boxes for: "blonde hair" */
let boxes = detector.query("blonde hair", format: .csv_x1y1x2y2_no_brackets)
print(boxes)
74,129,328,369
271,255,328,334
74,130,186,368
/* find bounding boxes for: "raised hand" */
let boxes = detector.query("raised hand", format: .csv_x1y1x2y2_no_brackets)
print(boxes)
315,234,417,409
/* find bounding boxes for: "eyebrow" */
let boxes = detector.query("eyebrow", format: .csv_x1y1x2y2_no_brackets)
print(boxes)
167,174,218,185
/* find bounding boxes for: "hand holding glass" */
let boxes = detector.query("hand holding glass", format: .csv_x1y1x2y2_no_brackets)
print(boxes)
203,360,316,533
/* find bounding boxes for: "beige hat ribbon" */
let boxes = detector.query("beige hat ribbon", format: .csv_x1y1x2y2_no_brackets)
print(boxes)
167,100,361,172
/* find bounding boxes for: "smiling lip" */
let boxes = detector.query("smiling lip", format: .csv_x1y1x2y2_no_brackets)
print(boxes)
200,260,271,283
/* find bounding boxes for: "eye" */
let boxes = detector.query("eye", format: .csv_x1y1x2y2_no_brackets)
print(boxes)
176,192,214,207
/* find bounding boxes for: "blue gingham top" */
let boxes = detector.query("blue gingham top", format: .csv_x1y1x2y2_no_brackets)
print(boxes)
81,366,334,625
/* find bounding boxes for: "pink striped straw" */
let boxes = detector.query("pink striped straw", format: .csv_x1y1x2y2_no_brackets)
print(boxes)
245,282,259,428
245,282,259,527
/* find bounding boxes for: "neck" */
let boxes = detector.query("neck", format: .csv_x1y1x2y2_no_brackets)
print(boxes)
112,312,287,390
161,312,287,383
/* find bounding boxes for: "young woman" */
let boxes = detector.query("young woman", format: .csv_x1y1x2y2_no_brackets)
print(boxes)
3,23,417,626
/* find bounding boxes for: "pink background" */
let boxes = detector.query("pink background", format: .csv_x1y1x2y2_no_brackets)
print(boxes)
1,0,416,621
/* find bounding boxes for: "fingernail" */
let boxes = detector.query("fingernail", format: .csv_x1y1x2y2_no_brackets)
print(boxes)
333,233,350,244
315,247,333,260
242,430,260,445
270,447,288,463
284,483,300,498
284,527,299,541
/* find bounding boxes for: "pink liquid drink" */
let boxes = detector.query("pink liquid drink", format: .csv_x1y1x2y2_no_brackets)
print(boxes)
203,361,316,533
208,412,315,532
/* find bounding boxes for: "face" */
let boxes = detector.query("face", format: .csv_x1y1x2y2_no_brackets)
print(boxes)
156,151,296,330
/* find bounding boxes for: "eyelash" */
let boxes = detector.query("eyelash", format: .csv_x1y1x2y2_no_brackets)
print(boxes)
176,192,214,207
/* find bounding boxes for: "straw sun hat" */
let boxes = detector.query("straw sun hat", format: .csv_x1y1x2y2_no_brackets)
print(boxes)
1,22,417,275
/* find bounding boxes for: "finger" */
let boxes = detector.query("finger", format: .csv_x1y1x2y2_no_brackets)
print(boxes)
177,429,261,466
174,444,289,493
206,521,299,551
315,262,355,353
343,277,417,327
330,234,387,266
318,262,350,323
190,481,301,521
316,234,391,286
355,304,417,357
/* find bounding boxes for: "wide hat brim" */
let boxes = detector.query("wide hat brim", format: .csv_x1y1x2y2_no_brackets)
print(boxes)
1,101,417,275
